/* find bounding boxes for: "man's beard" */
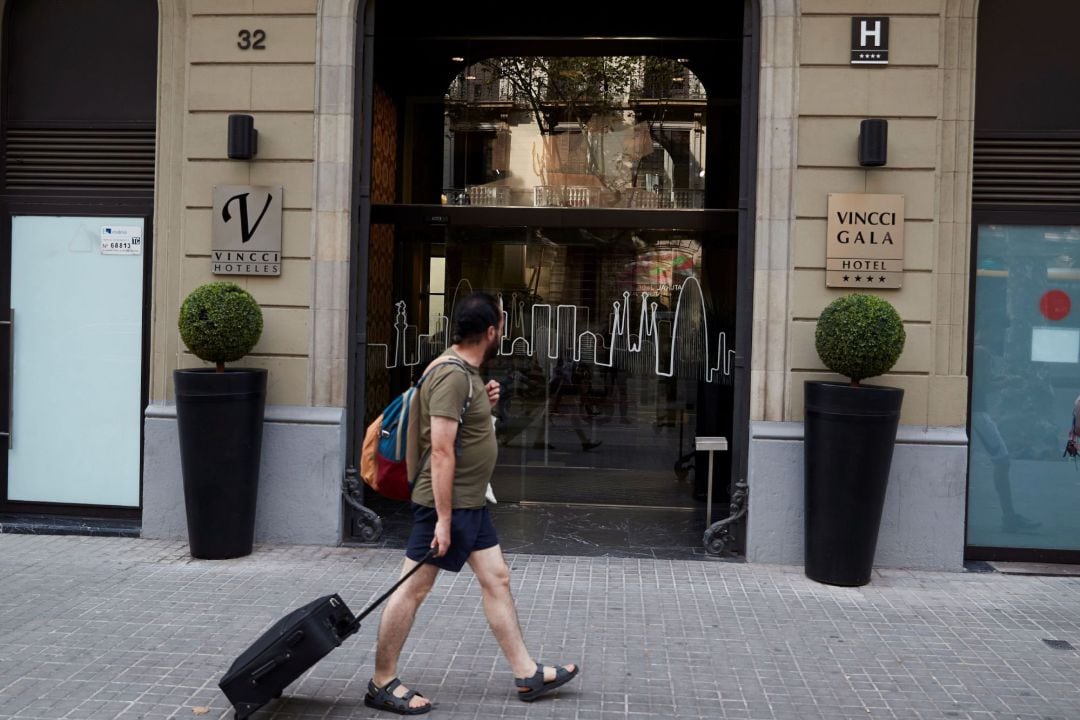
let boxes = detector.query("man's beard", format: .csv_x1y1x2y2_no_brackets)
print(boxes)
482,334,500,363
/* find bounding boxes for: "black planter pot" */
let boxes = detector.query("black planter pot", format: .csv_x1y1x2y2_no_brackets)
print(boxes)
804,381,903,586
174,368,267,559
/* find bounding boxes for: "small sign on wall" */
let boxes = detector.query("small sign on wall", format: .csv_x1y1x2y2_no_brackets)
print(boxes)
826,193,904,289
851,17,889,65
211,185,282,276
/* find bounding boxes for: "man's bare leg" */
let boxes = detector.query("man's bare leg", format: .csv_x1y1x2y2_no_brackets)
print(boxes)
467,546,576,688
372,558,440,710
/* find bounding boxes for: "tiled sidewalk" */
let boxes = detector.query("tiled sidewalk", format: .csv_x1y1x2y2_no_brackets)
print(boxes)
2,534,1080,719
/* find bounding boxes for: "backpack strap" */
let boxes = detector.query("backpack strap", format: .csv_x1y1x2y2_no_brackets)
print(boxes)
405,355,475,488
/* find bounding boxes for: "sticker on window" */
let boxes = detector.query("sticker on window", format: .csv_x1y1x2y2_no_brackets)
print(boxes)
100,225,143,255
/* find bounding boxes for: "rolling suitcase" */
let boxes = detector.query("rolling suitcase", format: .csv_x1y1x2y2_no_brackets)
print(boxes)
219,549,433,720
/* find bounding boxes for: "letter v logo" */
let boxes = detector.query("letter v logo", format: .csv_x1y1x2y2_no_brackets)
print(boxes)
222,191,273,243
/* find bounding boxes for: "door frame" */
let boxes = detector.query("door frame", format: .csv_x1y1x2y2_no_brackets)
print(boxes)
964,206,1080,563
345,0,760,550
0,197,153,519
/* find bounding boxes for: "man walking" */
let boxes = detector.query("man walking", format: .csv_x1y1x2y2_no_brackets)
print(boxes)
366,292,579,715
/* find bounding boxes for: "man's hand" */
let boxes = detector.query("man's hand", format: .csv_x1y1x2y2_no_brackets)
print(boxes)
486,379,501,408
431,518,451,557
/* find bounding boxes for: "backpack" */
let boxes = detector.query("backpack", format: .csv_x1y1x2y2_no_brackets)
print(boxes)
360,356,473,500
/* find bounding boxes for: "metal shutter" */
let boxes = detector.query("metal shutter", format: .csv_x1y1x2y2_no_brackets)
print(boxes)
4,127,155,192
972,136,1080,207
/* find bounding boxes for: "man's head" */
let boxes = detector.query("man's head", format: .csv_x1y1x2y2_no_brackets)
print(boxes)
452,292,503,361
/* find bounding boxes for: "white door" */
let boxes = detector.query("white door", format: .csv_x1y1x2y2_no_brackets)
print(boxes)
5,215,144,507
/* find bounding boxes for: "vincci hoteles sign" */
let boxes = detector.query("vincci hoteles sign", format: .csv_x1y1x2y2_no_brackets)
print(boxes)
825,193,904,289
211,185,283,276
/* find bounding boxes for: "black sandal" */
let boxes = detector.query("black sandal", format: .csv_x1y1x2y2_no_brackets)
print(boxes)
364,678,431,715
515,663,580,702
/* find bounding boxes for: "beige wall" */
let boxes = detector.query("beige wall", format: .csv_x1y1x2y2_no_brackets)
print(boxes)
151,0,981,424
754,0,977,426
153,0,321,407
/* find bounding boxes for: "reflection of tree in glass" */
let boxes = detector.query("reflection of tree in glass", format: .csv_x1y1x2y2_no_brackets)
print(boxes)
482,56,638,135
456,56,697,198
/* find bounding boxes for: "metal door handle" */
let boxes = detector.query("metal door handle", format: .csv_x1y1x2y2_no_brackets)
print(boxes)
0,310,12,448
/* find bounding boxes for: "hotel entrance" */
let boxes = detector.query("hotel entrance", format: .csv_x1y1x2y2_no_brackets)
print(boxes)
347,1,756,556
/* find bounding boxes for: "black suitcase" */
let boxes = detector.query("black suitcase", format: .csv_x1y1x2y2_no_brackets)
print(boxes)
219,550,433,720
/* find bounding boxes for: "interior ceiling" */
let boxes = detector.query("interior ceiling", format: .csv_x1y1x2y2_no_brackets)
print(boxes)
374,1,745,39
373,1,746,98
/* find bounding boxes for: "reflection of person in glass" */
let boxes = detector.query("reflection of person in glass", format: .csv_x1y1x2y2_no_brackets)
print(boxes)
490,355,549,449
972,335,1041,533
549,358,602,451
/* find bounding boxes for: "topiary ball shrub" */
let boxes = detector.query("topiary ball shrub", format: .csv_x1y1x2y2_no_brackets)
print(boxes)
178,282,263,369
815,294,905,385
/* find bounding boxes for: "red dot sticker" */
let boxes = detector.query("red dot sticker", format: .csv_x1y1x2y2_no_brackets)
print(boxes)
1040,290,1072,321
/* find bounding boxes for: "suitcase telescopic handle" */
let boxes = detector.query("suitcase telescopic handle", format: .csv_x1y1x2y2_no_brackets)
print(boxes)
352,548,436,629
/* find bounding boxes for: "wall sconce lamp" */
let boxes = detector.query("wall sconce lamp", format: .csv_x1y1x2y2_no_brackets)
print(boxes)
858,118,888,167
227,114,258,160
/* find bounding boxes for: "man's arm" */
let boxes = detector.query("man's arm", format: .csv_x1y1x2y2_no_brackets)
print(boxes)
428,415,458,557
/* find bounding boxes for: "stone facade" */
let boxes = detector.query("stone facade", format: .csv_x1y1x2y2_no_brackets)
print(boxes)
746,0,977,569
155,0,321,408
143,0,349,546
755,0,976,427
139,0,981,562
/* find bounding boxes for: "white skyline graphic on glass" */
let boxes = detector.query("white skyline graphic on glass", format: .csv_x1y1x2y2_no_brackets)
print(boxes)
369,276,734,383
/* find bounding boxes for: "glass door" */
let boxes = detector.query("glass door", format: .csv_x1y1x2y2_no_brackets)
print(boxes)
364,221,735,510
3,215,145,508
968,224,1080,552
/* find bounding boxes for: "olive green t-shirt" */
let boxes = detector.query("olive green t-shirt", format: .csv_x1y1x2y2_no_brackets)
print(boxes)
411,349,497,509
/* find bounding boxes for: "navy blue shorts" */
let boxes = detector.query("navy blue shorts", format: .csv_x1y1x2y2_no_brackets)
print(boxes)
405,504,499,572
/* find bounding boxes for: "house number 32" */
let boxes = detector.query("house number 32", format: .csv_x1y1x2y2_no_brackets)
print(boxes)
237,29,267,50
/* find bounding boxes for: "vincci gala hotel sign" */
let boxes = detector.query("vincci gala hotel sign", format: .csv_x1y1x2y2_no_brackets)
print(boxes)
826,193,905,289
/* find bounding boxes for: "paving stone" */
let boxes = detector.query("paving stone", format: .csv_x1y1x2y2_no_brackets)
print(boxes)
2,535,1080,719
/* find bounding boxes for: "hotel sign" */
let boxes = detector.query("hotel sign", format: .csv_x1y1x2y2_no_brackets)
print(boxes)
851,17,889,65
826,193,904,289
212,185,282,276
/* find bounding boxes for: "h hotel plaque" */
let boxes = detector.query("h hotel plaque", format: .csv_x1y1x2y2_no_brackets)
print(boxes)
851,17,889,65
211,185,283,276
826,193,904,289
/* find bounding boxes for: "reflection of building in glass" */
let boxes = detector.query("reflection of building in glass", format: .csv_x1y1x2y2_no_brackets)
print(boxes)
369,277,733,384
443,56,707,209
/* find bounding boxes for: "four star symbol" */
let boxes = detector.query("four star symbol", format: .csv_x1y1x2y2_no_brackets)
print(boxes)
839,274,894,284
